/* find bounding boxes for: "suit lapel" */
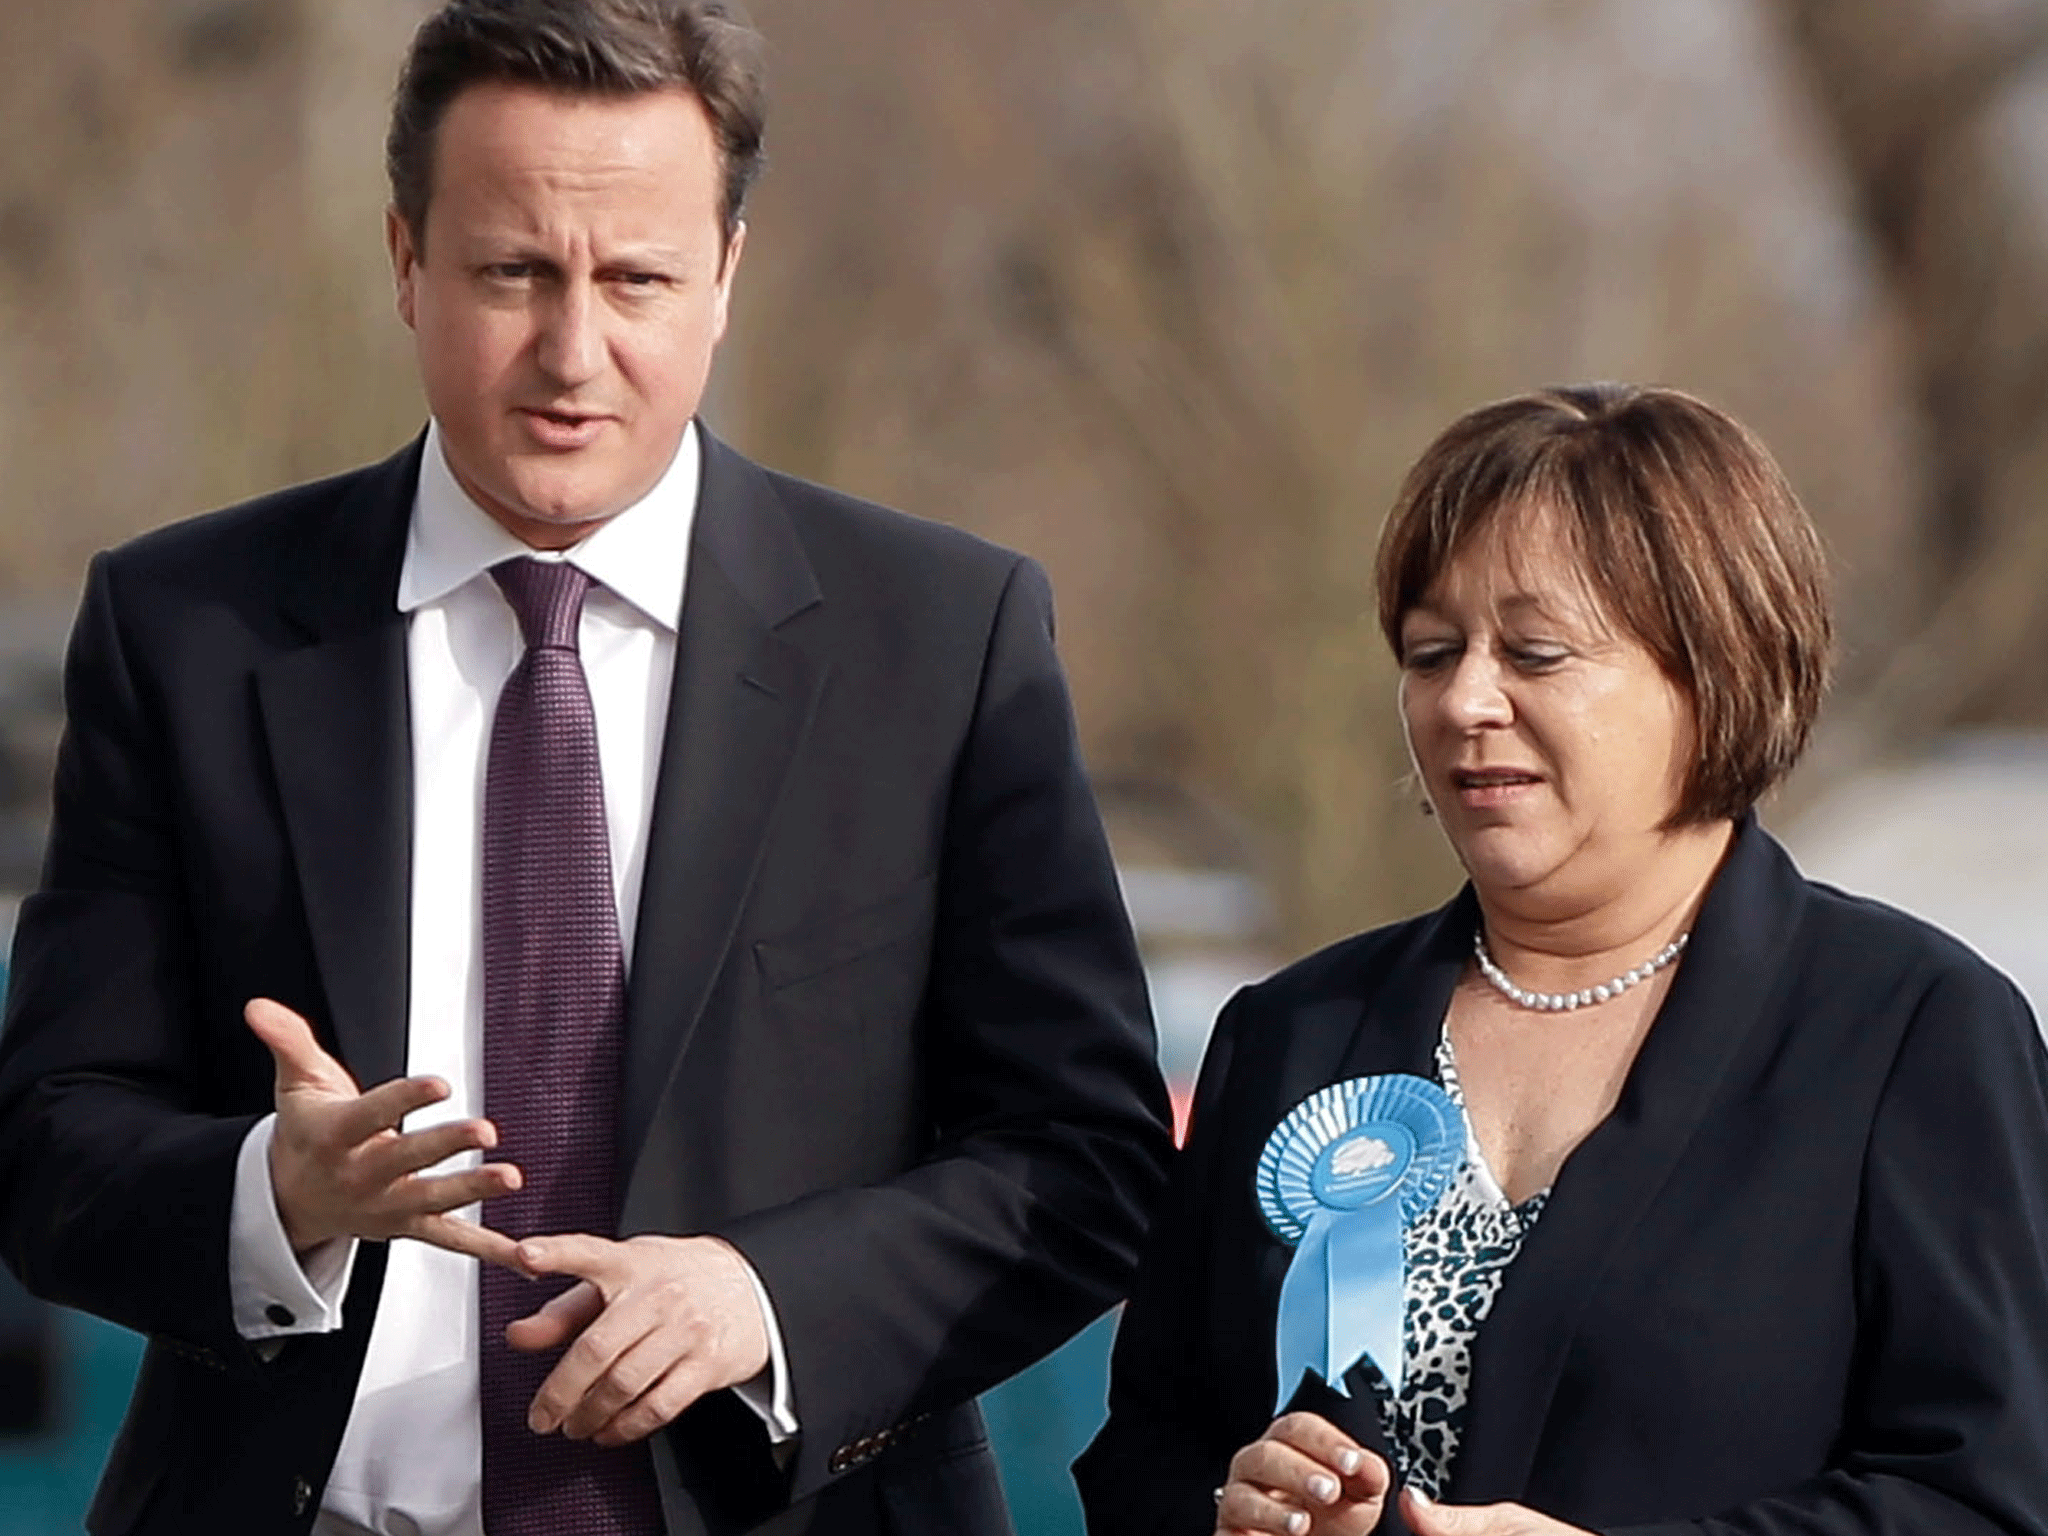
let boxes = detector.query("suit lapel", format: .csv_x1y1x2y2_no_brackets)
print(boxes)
618,431,825,1175
1449,818,1806,1501
256,441,420,1090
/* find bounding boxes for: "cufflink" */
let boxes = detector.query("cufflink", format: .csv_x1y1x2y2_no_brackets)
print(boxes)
265,1303,296,1327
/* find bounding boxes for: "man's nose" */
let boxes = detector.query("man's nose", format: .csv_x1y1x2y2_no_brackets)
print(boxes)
534,282,606,387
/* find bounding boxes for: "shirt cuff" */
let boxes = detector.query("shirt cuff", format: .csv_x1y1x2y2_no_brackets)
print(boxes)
729,1256,800,1444
229,1114,358,1339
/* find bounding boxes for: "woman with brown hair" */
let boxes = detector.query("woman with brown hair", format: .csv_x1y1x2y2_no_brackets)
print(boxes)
1075,384,2048,1536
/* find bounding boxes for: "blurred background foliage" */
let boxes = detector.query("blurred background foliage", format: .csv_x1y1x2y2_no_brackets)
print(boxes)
4,0,2048,1527
7,0,2048,953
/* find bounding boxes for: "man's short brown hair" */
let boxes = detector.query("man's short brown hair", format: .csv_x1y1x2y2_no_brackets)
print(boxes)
1374,383,1834,825
387,0,766,251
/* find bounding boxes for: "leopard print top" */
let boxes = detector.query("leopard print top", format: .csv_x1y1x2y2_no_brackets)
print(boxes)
1363,1032,1548,1497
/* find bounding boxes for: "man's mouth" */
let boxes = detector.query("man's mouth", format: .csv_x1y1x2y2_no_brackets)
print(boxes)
517,408,610,448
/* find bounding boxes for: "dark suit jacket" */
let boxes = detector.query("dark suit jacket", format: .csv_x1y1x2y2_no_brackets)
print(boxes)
0,429,1173,1536
1075,819,2048,1534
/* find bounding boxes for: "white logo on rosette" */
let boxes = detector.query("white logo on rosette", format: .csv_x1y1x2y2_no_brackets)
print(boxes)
1331,1136,1396,1177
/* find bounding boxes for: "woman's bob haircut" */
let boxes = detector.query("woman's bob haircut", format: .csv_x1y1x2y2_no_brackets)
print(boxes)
1375,383,1834,826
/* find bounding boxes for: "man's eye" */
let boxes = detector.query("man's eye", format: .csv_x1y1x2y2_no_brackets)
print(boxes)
482,263,535,282
613,271,669,289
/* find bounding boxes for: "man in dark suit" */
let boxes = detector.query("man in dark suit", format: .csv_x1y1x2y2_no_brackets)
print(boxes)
0,3,1173,1533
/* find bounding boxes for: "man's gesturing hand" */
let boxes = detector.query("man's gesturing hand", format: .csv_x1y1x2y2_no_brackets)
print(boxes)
244,998,522,1265
508,1233,772,1447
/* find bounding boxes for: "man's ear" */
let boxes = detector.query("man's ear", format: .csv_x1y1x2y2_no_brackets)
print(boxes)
386,206,422,331
711,219,747,344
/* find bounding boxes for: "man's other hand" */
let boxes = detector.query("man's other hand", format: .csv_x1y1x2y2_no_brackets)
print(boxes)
508,1233,772,1446
244,997,523,1265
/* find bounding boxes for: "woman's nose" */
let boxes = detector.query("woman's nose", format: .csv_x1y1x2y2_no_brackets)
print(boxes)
1439,649,1512,728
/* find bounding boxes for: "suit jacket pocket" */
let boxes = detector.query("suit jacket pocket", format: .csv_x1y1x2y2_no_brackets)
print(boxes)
753,874,936,993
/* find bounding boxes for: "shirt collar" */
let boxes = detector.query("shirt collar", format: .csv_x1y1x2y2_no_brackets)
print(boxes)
397,419,699,631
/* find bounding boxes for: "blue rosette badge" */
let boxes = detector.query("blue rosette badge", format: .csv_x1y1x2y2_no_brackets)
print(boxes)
1256,1074,1463,1410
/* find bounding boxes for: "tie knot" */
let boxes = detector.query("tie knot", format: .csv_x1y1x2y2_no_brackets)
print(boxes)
492,558,592,652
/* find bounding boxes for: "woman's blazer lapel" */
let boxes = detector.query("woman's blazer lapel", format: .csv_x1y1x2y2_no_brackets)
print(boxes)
1449,819,1811,1502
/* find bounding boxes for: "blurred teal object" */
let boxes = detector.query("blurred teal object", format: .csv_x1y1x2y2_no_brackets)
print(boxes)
981,1309,1117,1536
0,1308,142,1535
0,1308,1117,1534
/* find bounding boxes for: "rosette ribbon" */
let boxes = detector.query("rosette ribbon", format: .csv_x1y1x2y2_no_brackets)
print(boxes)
1256,1074,1462,1411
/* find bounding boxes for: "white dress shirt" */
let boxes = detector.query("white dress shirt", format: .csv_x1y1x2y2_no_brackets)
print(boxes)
224,421,795,1536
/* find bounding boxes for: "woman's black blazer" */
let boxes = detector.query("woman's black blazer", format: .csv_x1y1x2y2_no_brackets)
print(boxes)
1075,820,2048,1534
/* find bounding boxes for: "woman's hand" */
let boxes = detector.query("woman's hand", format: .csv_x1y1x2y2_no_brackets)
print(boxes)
1214,1413,1391,1535
1401,1489,1591,1535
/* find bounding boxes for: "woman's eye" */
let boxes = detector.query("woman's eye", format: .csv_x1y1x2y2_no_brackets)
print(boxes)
1507,647,1567,671
1402,644,1457,672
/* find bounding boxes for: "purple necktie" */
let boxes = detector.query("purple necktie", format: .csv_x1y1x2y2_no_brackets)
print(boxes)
478,558,662,1535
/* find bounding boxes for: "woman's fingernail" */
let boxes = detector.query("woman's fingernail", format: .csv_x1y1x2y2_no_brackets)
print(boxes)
1337,1448,1362,1475
1308,1474,1338,1503
1410,1487,1435,1505
1286,1514,1309,1536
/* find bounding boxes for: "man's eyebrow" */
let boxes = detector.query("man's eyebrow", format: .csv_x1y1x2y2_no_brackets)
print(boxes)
600,248,694,268
455,237,557,263
463,241,701,272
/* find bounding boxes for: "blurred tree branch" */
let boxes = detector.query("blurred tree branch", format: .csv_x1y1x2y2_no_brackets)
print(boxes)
738,0,1930,949
1774,0,2048,755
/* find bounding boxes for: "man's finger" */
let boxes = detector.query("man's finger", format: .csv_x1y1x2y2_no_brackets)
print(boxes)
590,1354,713,1447
560,1328,679,1440
404,1210,526,1269
514,1232,624,1283
331,1073,455,1145
506,1278,606,1355
245,998,359,1096
388,1163,524,1221
356,1116,501,1186
524,1283,645,1432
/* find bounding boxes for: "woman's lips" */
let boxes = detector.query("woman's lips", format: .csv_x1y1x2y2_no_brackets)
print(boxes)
1449,768,1543,807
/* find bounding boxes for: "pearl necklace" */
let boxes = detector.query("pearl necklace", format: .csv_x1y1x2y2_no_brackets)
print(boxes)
1473,929,1688,1012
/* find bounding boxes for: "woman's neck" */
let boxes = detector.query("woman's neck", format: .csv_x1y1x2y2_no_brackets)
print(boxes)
1475,820,1735,991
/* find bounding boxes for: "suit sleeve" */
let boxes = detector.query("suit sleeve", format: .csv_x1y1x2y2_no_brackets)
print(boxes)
1074,990,1258,1535
1609,962,2048,1536
0,553,260,1370
713,555,1175,1502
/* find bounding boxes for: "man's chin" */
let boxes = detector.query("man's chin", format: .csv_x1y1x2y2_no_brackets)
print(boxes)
485,490,622,551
